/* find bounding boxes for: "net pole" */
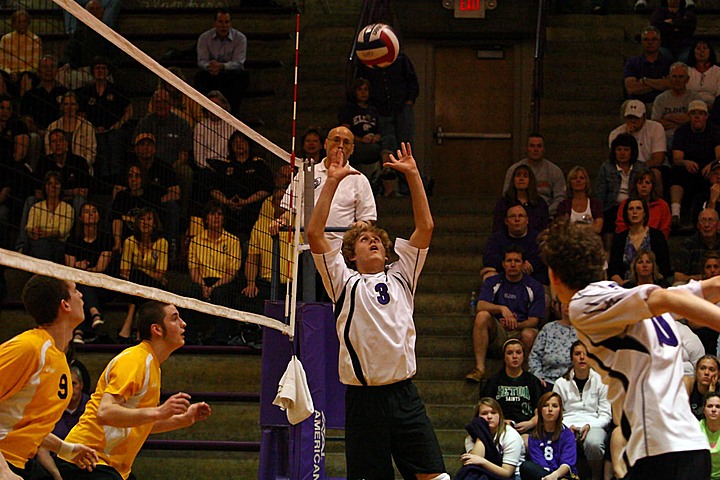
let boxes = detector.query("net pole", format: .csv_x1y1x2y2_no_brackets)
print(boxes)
285,13,302,338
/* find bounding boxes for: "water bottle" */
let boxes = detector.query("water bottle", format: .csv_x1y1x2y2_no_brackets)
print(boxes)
469,290,477,315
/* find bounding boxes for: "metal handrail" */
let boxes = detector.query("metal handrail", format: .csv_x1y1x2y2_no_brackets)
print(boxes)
531,0,550,132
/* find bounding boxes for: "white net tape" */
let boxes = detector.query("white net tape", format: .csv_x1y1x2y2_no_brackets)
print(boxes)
0,247,292,334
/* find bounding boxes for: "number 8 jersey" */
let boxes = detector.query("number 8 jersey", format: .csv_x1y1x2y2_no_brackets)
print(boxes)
314,237,427,387
0,329,71,469
569,280,708,468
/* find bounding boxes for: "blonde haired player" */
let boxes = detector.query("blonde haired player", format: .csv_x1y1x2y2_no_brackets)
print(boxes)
541,220,720,480
0,275,98,479
307,142,448,480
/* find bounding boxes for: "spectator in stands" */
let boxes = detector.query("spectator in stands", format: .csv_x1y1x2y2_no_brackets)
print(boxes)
692,161,720,233
209,131,273,247
275,125,377,245
59,0,120,90
608,197,672,284
502,133,566,216
118,208,168,343
0,93,33,211
193,90,234,212
616,169,671,238
458,397,526,480
652,62,700,146
150,67,204,127
299,126,323,163
482,338,544,434
110,163,162,254
706,252,720,281
685,354,720,419
64,201,113,344
64,0,122,34
594,133,647,249
675,208,720,283
529,301,578,389
553,341,611,480
608,100,667,196
699,391,720,478
26,171,74,263
128,133,180,252
136,88,193,219
45,92,97,175
493,165,549,233
15,128,91,253
483,204,548,285
0,9,41,98
357,51,419,196
33,364,91,480
466,246,545,383
556,166,603,234
75,56,132,183
622,247,670,288
20,55,67,171
636,0,696,11
187,200,242,345
624,26,672,106
520,392,578,480
687,39,720,108
196,9,249,114
650,0,696,63
242,164,293,312
690,258,720,356
338,78,392,197
670,100,720,226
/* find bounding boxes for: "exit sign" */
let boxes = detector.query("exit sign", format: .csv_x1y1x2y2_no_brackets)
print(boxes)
454,0,484,18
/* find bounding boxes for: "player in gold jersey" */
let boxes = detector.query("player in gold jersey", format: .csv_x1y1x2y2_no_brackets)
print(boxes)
0,275,98,480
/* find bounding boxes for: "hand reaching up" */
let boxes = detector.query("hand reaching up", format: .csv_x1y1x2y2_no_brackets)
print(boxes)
384,142,419,177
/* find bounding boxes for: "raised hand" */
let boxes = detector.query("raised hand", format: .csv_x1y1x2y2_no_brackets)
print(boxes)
384,142,419,176
326,147,359,182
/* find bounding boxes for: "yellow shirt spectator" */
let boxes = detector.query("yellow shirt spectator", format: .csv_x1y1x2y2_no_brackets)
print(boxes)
188,229,241,279
120,236,168,278
26,200,74,240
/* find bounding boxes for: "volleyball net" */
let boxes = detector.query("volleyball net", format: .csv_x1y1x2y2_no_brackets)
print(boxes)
0,0,304,340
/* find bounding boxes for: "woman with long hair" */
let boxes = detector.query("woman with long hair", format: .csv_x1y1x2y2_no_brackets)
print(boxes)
615,169,671,239
699,391,720,479
117,208,167,343
457,397,525,480
493,164,549,233
555,166,603,234
44,91,97,174
520,392,578,480
687,38,720,108
607,197,672,285
64,201,113,344
552,341,611,480
622,248,670,288
685,354,720,419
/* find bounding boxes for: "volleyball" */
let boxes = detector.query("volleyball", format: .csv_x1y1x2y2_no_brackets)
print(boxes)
356,23,400,68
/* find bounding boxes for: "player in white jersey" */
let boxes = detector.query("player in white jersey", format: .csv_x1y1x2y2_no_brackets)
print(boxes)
307,143,448,480
540,219,720,480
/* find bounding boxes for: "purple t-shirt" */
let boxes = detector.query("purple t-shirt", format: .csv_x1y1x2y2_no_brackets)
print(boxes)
478,273,546,323
527,427,578,474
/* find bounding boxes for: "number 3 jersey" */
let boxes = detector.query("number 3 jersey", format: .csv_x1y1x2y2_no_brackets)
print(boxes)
313,237,426,387
0,328,71,469
569,281,708,467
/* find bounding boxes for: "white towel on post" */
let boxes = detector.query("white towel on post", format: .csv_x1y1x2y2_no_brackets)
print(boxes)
272,355,314,424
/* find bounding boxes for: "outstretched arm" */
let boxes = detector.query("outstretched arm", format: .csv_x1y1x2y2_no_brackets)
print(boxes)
384,143,433,249
306,149,359,255
648,278,720,330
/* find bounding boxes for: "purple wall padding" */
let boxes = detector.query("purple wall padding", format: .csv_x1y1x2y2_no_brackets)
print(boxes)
258,302,346,480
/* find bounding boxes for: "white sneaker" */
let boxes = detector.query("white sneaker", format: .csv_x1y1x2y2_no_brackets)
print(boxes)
634,0,647,11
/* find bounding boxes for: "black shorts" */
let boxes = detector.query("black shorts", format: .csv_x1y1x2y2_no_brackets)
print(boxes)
55,458,124,480
345,379,445,480
8,462,31,480
626,449,710,480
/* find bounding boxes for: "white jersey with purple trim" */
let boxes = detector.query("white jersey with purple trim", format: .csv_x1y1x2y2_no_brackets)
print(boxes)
569,280,708,468
313,237,426,386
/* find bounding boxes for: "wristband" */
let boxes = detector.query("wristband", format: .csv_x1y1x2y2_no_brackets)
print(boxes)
58,441,75,458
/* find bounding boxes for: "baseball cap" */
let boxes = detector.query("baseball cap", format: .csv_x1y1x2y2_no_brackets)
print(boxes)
709,160,720,174
688,100,708,113
134,133,156,145
624,100,646,117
